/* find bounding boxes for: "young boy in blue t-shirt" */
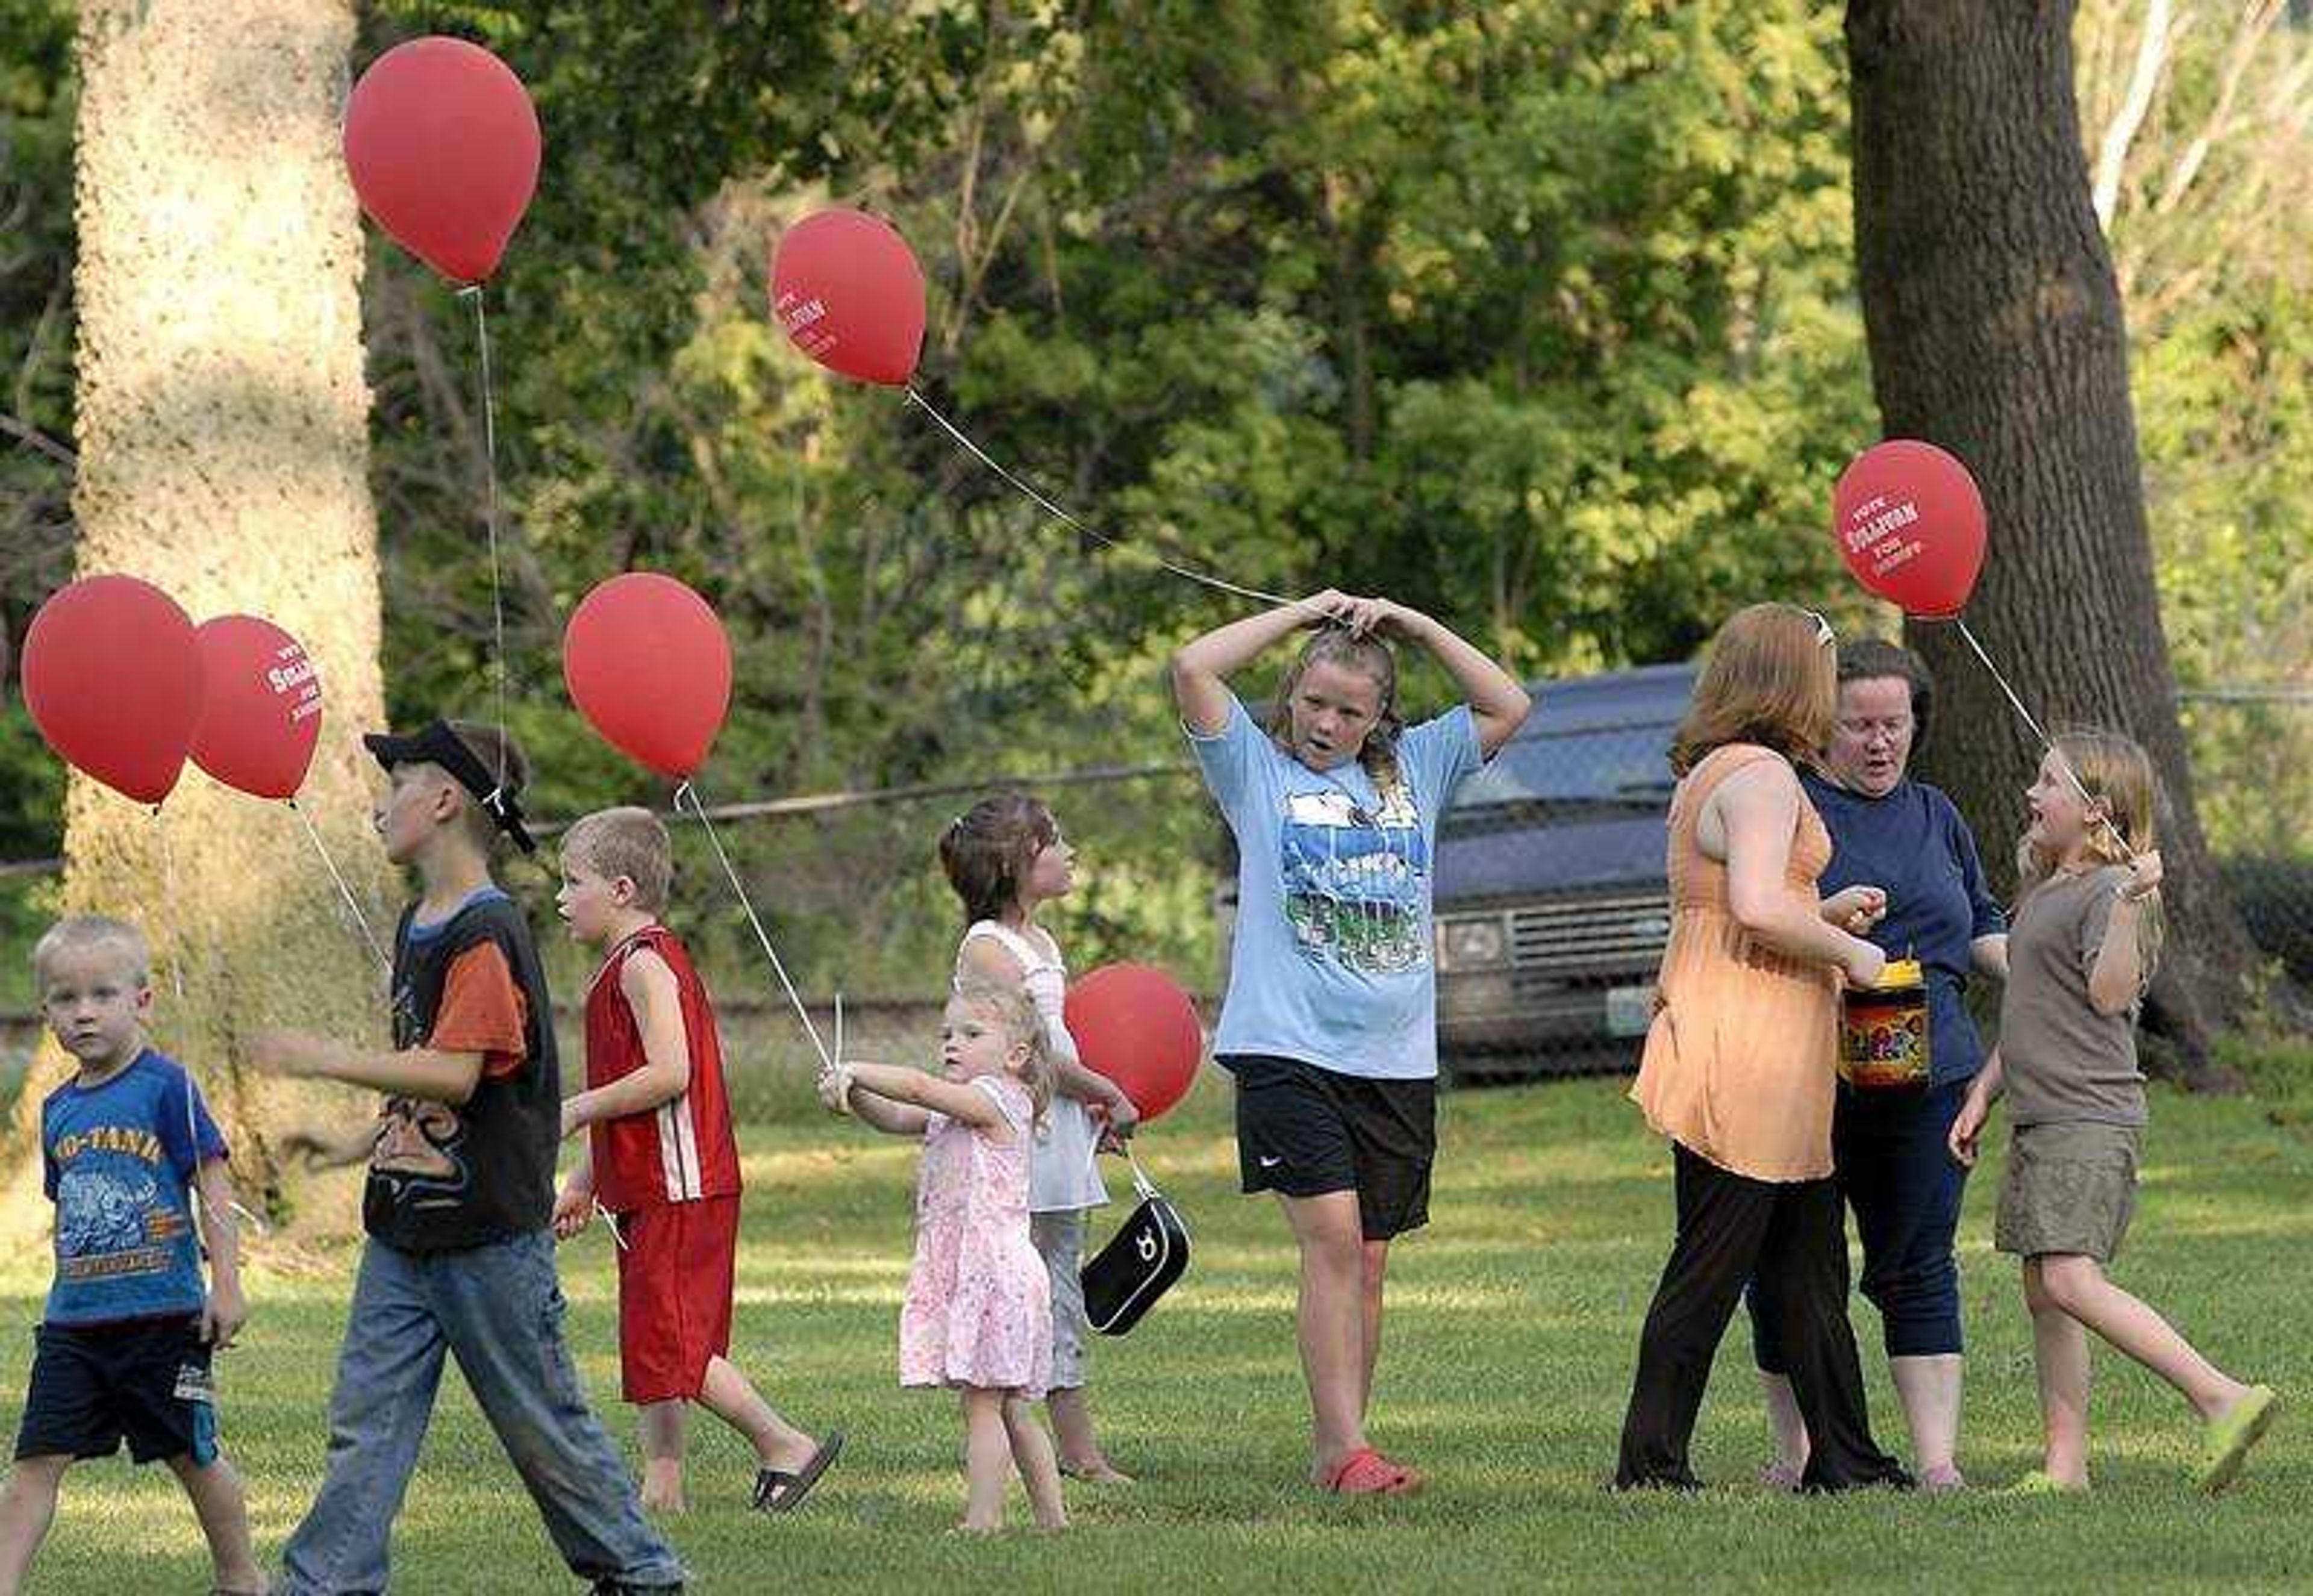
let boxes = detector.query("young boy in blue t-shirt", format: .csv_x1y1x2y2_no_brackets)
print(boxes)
0,915,263,1596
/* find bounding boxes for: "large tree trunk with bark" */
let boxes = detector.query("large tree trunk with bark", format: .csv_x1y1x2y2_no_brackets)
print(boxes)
6,0,392,1226
1845,0,2267,1085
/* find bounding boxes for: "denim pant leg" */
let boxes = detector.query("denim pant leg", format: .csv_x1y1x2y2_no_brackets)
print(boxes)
433,1231,684,1588
1847,1080,1969,1359
278,1239,451,1596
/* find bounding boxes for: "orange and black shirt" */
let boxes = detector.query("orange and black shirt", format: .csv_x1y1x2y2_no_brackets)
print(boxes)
363,887,560,1252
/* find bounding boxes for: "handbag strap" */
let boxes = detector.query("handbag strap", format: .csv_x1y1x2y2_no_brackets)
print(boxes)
1123,1145,1159,1204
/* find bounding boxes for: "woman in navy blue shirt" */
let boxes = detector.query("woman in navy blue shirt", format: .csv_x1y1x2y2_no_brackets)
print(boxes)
1749,640,2007,1491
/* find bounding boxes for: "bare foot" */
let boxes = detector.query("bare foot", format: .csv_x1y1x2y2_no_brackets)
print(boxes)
1060,1457,1134,1485
764,1433,823,1475
640,1482,688,1515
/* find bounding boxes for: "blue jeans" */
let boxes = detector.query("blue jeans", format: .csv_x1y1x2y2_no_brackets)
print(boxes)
277,1230,682,1595
1750,1078,1971,1370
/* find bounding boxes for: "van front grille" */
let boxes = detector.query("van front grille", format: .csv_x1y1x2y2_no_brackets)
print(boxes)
1505,894,1672,973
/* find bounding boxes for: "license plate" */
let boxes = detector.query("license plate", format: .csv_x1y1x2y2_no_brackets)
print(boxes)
1605,983,1656,1038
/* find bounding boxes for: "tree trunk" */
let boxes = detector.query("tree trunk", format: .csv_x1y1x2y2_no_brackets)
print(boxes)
10,0,393,1224
1846,0,2266,1085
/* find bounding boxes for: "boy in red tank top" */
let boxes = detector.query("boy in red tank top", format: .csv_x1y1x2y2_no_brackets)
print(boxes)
552,807,842,1515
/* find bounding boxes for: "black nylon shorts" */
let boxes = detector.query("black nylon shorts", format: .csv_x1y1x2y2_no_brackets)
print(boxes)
1223,1054,1437,1240
15,1314,217,1467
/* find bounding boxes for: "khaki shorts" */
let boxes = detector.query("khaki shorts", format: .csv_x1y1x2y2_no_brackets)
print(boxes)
1995,1120,2141,1262
1030,1209,1090,1392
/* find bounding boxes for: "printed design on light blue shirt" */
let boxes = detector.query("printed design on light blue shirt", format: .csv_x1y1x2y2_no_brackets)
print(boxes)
1278,784,1432,976
55,1164,178,1284
40,1051,222,1324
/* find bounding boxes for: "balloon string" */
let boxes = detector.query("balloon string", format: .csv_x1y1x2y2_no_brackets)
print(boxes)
673,779,834,1074
287,799,391,973
1955,618,2059,752
150,803,267,1240
461,284,511,794
154,803,186,1003
1953,617,2126,849
902,387,1297,609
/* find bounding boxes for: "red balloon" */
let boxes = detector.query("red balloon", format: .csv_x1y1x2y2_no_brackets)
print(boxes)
1831,439,1988,619
770,208,927,386
563,573,732,778
1063,964,1206,1123
191,616,323,801
21,576,204,805
345,37,540,285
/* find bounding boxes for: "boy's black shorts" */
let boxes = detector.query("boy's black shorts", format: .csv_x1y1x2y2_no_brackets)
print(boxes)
1223,1054,1437,1240
15,1315,217,1467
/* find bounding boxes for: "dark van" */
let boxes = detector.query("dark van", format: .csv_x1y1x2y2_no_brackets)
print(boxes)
1432,662,1696,1082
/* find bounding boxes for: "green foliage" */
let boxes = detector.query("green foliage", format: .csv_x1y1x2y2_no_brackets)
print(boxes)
322,1,1883,998
2,1,2305,1005
0,0,78,858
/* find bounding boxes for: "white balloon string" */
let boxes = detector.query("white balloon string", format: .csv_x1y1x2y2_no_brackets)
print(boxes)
674,779,834,1074
902,386,1297,608
288,799,391,973
154,803,186,1003
1952,617,2127,850
151,805,267,1240
461,284,511,791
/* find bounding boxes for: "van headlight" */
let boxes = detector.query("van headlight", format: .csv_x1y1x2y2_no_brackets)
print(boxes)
1437,914,1509,971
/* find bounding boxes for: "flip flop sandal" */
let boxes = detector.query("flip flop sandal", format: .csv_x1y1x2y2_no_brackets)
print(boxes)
754,1430,846,1513
2194,1386,2280,1495
1324,1447,1419,1496
1058,1460,1134,1485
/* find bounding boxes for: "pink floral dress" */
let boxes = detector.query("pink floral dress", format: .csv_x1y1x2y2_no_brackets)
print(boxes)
899,1074,1052,1397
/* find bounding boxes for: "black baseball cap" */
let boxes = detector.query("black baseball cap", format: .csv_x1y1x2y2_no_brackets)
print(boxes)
362,719,537,853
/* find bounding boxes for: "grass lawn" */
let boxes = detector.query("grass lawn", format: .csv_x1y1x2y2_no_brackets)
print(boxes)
2,1072,2308,1593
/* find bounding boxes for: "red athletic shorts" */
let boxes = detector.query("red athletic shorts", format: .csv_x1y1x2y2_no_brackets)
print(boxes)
613,1195,738,1404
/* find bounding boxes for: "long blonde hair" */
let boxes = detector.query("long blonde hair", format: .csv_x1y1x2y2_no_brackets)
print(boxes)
1267,626,1405,797
2017,728,2164,973
950,976,1053,1126
1669,603,1837,777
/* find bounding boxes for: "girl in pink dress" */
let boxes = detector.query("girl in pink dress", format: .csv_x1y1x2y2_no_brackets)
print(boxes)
819,980,1066,1532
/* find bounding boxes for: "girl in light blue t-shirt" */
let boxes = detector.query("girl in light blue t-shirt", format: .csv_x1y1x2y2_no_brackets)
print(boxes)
1171,590,1529,1496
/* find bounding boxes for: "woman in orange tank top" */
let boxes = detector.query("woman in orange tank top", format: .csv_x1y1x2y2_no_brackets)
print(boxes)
1614,603,1911,1492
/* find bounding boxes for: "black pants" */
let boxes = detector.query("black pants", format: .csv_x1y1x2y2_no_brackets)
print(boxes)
1616,1144,1908,1491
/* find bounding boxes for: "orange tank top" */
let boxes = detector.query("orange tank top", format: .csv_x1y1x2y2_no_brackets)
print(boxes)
1628,744,1842,1182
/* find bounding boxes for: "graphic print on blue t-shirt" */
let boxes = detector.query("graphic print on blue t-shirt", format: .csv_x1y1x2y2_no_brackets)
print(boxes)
1190,693,1484,1081
40,1050,226,1326
1279,784,1431,976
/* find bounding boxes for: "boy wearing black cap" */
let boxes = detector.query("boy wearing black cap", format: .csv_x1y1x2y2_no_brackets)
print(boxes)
254,720,682,1596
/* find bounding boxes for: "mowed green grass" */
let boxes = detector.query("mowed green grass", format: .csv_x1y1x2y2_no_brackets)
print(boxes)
3,1074,2309,1594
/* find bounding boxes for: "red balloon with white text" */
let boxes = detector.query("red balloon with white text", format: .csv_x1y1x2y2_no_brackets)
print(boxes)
1831,439,1988,619
192,615,323,801
769,208,927,386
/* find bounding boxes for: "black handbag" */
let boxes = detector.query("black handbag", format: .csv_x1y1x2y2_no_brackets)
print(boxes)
1079,1151,1190,1336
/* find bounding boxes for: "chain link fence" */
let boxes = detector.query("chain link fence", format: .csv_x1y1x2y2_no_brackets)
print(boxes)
5,685,2305,1117
2186,691,2313,995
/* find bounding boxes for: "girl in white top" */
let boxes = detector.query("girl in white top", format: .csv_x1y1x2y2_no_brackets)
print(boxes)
941,796,1140,1484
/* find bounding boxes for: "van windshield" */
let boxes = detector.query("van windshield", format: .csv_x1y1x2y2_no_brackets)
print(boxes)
1446,723,1678,825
